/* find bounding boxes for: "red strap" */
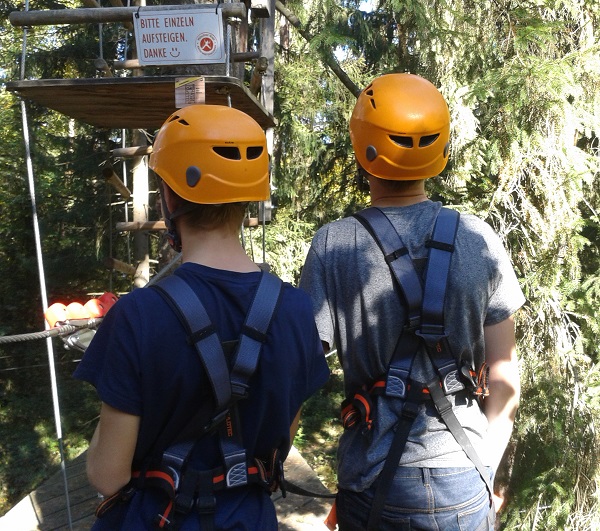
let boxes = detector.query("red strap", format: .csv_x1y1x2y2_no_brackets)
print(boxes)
155,500,174,529
324,499,338,530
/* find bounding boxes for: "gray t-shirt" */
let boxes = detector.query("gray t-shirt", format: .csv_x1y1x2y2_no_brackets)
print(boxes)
299,200,525,492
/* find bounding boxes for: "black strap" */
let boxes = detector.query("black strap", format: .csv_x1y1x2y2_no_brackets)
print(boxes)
354,208,423,328
427,379,494,501
218,271,282,489
417,207,465,395
421,207,459,332
366,385,423,531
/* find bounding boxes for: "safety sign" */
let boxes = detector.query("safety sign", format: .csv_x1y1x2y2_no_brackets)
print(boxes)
133,6,225,66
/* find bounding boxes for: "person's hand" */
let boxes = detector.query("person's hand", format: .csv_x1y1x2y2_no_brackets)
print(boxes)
493,493,504,512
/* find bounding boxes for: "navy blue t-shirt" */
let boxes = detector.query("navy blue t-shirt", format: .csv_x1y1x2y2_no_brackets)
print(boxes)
74,263,329,530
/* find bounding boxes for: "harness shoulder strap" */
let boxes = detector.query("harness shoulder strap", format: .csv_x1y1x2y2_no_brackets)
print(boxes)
354,207,422,328
153,274,232,414
417,207,465,395
353,207,423,401
152,270,283,428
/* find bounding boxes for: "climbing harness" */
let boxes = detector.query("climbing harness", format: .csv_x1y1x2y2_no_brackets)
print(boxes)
335,206,493,531
95,270,285,530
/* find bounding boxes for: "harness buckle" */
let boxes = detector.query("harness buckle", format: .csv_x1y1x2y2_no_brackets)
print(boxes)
195,494,217,515
415,324,446,347
224,450,248,488
401,400,420,421
404,315,421,332
203,408,230,433
385,366,409,399
230,381,249,399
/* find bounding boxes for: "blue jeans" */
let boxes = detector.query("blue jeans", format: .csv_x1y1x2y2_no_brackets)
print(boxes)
336,467,495,531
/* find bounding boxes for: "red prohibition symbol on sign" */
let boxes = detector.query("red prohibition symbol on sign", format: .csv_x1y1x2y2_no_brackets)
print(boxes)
196,33,217,55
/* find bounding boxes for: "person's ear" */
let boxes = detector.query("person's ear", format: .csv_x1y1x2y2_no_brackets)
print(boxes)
161,182,181,214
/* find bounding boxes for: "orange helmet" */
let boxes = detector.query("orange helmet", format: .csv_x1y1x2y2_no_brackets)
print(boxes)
149,105,269,204
349,73,450,180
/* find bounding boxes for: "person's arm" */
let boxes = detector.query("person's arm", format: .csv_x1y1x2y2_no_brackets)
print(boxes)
86,402,140,497
290,409,302,445
482,315,520,473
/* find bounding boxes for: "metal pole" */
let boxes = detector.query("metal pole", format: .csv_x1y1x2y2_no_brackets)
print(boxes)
19,5,73,525
20,101,74,531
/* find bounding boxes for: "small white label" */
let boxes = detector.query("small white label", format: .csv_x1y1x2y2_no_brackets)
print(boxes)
175,77,206,108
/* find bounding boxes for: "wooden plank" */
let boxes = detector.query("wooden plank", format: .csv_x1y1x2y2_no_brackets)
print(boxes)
9,3,247,27
5,76,276,130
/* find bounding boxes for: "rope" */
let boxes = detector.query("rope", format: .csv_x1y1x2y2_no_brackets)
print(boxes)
0,319,103,345
0,325,79,345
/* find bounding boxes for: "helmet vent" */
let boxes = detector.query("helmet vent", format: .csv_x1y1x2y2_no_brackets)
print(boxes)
167,114,190,126
247,146,264,160
419,134,440,147
213,146,241,160
365,88,376,109
390,135,413,148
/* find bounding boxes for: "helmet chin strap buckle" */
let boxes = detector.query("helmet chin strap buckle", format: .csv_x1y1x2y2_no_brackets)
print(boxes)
167,226,182,253
366,145,377,161
159,183,183,252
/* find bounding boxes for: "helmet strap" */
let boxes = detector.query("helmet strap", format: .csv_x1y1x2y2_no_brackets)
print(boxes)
159,182,183,253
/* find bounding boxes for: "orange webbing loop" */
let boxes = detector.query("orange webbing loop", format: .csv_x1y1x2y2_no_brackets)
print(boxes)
341,381,386,432
324,499,338,530
155,500,174,529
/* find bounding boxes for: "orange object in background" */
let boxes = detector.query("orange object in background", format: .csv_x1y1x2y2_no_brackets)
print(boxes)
45,303,68,328
65,302,89,320
45,292,118,327
98,292,118,313
84,299,104,318
84,293,118,318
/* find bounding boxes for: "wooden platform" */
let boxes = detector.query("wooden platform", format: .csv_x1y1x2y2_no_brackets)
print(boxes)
0,446,333,530
5,76,275,130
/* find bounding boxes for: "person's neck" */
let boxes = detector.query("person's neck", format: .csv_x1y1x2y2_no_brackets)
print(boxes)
369,178,429,207
180,226,259,273
370,193,429,207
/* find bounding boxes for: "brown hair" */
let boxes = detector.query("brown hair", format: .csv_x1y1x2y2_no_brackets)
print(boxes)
178,201,248,233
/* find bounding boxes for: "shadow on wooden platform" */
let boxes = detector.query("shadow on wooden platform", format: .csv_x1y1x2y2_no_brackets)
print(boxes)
0,446,333,531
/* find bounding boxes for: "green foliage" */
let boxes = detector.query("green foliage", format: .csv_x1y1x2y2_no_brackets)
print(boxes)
294,354,344,490
0,340,98,515
243,205,317,285
0,3,127,516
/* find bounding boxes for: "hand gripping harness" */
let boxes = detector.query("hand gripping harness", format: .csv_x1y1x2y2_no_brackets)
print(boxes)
340,207,493,531
95,271,285,531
